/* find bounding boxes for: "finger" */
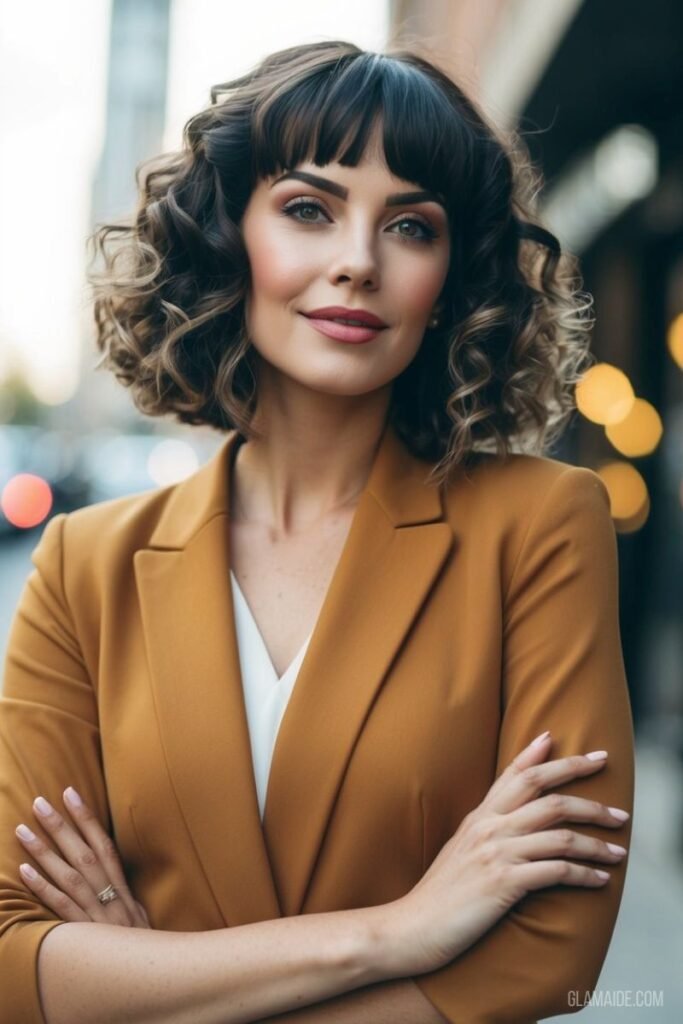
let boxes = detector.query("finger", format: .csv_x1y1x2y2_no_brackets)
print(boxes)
31,795,113,897
509,829,628,867
27,797,131,926
489,744,611,816
483,732,553,806
508,792,631,836
513,858,611,893
16,820,112,924
62,788,145,926
18,861,91,922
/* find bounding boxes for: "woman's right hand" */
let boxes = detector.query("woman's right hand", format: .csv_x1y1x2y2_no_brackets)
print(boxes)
378,731,630,978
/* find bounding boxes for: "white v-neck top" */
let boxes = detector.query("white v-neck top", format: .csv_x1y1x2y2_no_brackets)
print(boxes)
229,569,313,821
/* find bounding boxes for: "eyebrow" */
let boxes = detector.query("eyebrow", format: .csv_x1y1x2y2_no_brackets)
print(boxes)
271,170,446,209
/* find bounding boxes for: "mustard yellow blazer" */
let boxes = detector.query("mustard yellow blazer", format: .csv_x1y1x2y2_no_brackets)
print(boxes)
0,422,635,1023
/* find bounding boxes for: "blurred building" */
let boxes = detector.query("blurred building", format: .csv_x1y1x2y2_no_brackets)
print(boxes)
77,0,172,432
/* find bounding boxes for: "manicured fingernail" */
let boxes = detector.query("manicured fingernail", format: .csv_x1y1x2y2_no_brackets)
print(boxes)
20,863,38,879
531,731,551,747
16,824,35,841
585,750,608,760
65,787,82,808
608,807,630,821
34,797,53,817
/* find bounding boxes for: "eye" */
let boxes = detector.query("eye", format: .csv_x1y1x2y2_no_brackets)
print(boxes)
281,197,330,224
388,217,439,244
281,197,439,244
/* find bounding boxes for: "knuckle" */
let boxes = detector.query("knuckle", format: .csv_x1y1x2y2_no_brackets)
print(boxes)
101,837,120,863
64,867,85,891
509,757,527,779
77,848,99,870
557,829,575,852
520,766,542,789
479,840,498,867
473,816,496,843
555,860,572,880
546,793,566,816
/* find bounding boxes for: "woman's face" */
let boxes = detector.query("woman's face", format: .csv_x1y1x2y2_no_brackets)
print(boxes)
239,137,451,399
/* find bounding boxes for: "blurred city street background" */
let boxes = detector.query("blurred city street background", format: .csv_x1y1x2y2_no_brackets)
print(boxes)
1,0,682,1018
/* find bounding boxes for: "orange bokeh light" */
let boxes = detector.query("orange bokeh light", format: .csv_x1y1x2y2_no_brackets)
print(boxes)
605,397,663,456
667,313,683,369
1,474,53,529
576,363,635,425
597,461,649,528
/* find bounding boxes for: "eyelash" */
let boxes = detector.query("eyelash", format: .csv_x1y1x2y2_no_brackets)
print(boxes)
280,197,439,244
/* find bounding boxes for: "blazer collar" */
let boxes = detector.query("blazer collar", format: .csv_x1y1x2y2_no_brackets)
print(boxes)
148,418,444,550
135,419,454,926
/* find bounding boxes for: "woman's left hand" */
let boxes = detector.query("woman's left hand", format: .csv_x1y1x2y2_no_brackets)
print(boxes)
14,787,151,928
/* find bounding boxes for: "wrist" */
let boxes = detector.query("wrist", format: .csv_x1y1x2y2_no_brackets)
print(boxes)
354,900,414,984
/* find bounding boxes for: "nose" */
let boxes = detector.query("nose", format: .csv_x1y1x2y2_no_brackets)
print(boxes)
326,229,380,291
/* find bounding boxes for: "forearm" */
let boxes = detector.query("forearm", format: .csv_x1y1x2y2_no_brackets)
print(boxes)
36,906,396,1024
255,978,449,1023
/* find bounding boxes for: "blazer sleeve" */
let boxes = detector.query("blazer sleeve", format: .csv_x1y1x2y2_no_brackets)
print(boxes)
412,466,636,1024
0,512,108,1024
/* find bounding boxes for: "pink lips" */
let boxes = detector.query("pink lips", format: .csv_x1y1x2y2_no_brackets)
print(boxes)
302,316,385,344
304,305,388,328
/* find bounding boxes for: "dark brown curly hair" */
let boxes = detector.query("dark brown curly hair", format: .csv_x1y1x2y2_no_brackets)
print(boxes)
86,39,595,487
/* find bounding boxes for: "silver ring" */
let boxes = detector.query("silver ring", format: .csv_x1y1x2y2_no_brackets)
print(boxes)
97,883,119,905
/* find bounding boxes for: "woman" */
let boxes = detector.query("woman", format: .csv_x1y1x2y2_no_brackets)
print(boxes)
0,40,634,1024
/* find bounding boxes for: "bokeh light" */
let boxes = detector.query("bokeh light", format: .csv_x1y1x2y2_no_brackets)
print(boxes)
596,460,650,532
1,473,53,528
147,439,200,486
667,312,683,369
576,363,635,424
605,397,663,456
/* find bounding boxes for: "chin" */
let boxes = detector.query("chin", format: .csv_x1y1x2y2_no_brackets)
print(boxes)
291,369,389,398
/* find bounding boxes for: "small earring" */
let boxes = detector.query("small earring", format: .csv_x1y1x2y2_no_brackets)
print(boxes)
428,313,440,329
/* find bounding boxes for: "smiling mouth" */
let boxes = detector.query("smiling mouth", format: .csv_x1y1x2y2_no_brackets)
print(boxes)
299,313,386,345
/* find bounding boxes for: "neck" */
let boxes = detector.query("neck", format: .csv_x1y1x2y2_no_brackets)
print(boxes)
231,373,392,536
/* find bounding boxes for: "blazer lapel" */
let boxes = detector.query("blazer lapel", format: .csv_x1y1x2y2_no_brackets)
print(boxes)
134,430,281,927
134,421,454,927
262,424,454,916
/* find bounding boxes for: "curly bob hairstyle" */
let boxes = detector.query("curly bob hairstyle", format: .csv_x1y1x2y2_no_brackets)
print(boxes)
87,39,595,487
